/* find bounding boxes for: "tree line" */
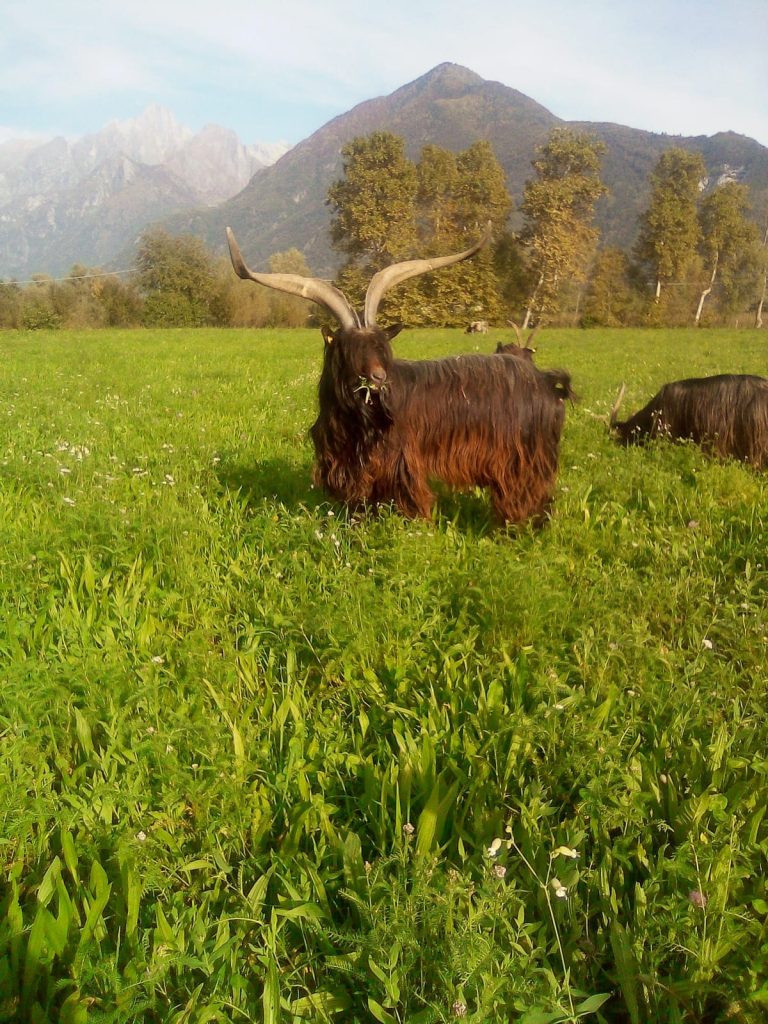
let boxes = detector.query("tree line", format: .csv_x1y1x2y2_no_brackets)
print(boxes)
0,232,315,332
1,128,766,330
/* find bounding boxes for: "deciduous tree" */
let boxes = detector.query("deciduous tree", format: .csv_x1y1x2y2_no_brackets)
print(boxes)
327,132,418,269
327,132,512,327
695,182,760,324
266,249,313,327
519,128,606,326
634,148,706,305
581,247,639,327
412,141,511,326
137,229,224,327
416,144,459,247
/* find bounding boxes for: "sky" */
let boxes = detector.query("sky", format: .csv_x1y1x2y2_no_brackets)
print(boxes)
1,0,767,149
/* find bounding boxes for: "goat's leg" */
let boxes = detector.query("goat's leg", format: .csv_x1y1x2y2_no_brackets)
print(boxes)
385,456,435,519
490,475,552,527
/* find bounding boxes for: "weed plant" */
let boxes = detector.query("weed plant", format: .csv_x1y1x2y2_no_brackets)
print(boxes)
0,327,766,1022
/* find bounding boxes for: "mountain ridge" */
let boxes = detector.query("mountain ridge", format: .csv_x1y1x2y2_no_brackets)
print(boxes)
3,63,767,279
0,106,290,278
166,62,768,277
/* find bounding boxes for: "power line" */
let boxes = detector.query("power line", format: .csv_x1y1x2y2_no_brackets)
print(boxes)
2,268,137,286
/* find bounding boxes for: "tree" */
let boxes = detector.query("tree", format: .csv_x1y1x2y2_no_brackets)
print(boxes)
451,141,512,326
695,182,761,324
493,230,531,319
416,144,459,247
412,141,511,326
266,249,313,327
519,128,607,326
94,274,143,327
327,132,512,327
137,229,224,327
327,132,419,323
328,132,418,267
634,148,706,306
581,247,639,327
752,197,768,328
0,281,23,328
20,275,61,330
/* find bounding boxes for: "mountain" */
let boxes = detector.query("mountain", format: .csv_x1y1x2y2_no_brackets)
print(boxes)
0,106,290,278
4,64,768,280
166,63,768,277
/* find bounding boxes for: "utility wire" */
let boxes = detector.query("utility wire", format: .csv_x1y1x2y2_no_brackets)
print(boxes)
3,268,137,286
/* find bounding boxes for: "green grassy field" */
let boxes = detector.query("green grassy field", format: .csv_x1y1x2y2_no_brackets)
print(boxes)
0,327,767,1023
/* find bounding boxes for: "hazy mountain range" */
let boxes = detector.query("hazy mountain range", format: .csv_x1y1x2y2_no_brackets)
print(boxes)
3,63,768,280
0,105,290,279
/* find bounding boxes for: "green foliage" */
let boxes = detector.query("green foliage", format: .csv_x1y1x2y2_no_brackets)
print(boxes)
520,128,607,323
20,295,62,331
408,141,511,327
0,282,23,328
416,144,460,245
697,183,762,323
328,134,512,327
328,132,419,271
1,327,768,1021
582,248,640,327
1,270,142,331
634,148,707,304
327,132,514,323
265,250,313,328
137,229,228,328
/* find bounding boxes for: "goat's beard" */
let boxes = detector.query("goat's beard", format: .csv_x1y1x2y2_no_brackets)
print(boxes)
310,394,391,505
354,375,389,406
333,376,392,428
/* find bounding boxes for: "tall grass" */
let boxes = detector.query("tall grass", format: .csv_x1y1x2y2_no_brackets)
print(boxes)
0,327,767,1022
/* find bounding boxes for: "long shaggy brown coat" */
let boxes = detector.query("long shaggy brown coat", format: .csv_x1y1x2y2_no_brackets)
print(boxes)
611,374,768,468
310,331,574,523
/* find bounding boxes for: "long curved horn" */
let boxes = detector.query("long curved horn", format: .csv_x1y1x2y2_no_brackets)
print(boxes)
226,227,359,329
363,221,493,327
526,324,542,349
507,320,525,346
609,383,627,427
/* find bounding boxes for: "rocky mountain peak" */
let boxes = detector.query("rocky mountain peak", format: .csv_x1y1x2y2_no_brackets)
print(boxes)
0,107,290,277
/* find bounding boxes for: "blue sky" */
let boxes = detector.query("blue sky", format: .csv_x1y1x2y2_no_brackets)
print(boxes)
1,0,767,147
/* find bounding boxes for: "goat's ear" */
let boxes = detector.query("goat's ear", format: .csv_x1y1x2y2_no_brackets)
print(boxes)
321,326,336,346
384,323,405,342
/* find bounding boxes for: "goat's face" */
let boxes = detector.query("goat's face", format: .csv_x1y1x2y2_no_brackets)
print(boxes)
610,419,637,445
321,324,403,409
495,341,535,363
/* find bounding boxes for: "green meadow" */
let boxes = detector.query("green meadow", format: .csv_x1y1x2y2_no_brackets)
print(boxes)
0,327,766,1023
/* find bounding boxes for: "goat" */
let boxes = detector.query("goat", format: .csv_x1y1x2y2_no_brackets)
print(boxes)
226,224,574,524
494,321,541,362
610,374,768,468
465,320,489,334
